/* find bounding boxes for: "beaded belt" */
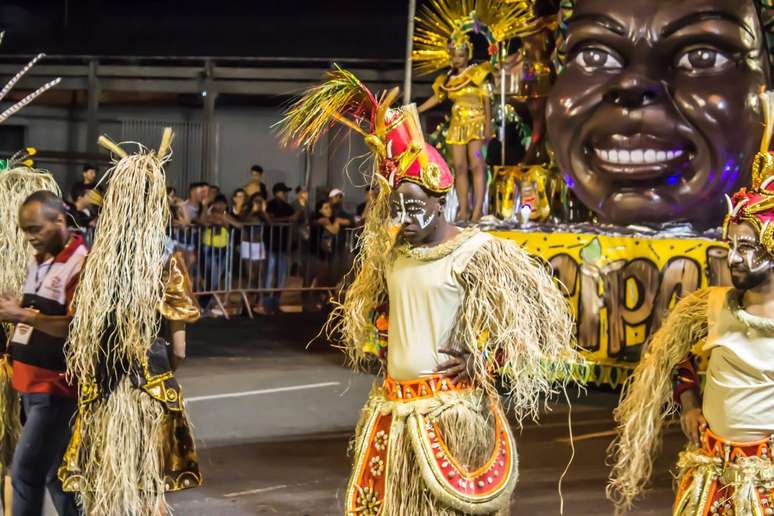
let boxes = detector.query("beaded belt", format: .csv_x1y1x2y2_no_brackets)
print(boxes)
383,375,472,402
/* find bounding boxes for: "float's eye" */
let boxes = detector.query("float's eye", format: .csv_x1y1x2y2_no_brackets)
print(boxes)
676,48,730,71
573,48,623,71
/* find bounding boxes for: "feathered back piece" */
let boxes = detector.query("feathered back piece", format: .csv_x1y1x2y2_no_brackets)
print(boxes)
412,0,539,75
0,32,61,125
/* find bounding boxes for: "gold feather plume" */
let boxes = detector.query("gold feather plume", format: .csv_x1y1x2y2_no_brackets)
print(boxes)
412,0,539,75
276,66,378,149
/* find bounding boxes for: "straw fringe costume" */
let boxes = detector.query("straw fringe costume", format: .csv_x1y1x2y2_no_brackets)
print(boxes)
278,68,578,515
608,92,774,516
59,132,201,515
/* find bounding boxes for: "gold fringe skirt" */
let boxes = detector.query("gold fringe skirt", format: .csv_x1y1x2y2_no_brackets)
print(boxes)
673,428,774,516
447,104,488,146
58,378,201,515
346,376,517,516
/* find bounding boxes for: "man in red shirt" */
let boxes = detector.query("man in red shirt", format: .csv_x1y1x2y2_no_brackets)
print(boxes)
0,190,85,516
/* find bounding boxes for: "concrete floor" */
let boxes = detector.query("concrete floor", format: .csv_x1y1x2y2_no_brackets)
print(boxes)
43,313,682,515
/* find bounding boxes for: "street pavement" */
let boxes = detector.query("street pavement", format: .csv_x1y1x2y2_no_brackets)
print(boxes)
46,313,682,515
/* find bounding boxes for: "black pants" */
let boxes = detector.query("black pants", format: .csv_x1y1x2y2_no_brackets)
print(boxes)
11,393,80,516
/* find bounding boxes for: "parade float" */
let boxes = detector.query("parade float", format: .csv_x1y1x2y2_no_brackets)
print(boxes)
411,0,774,385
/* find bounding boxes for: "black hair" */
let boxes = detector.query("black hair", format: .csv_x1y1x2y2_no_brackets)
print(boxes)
22,190,65,221
188,181,207,193
82,163,97,173
233,188,246,198
166,186,176,196
250,164,264,173
72,185,93,201
212,194,228,205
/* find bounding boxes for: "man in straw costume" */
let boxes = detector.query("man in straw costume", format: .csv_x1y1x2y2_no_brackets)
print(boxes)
279,68,578,515
608,91,774,515
58,130,201,515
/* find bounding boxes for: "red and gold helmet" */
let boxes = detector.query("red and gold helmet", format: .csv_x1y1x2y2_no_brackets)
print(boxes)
278,67,453,195
722,91,774,255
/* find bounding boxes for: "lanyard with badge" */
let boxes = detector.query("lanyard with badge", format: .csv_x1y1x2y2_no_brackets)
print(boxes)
11,259,52,345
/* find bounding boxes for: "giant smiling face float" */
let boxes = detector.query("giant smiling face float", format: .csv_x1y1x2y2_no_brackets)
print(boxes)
546,0,772,229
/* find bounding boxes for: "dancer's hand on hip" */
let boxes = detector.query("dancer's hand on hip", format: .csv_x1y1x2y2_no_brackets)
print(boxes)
436,348,474,384
679,390,707,447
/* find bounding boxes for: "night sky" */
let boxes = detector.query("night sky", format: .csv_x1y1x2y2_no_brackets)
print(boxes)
0,0,415,60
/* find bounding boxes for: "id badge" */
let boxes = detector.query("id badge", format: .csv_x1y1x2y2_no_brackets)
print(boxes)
11,309,38,345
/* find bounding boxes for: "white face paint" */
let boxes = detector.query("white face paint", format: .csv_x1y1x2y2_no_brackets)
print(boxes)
729,235,771,273
390,193,436,230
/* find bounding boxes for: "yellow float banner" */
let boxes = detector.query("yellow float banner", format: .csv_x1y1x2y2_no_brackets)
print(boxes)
491,229,730,385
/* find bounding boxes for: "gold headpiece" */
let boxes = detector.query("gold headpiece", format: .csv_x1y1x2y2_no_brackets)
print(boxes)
723,90,774,256
412,0,541,75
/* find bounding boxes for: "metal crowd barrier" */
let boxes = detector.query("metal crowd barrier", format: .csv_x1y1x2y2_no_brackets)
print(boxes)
80,223,360,317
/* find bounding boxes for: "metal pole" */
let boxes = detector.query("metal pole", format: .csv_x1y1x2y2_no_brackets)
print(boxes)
403,0,417,105
499,45,507,166
86,59,100,155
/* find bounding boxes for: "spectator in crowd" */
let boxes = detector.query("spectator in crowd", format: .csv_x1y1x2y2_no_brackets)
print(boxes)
65,185,97,230
167,187,190,226
70,163,98,202
202,183,220,213
356,185,376,225
182,182,207,224
230,188,249,219
262,183,296,314
328,188,354,226
266,183,295,223
306,199,350,310
241,194,269,314
198,194,241,316
244,164,268,200
292,186,309,225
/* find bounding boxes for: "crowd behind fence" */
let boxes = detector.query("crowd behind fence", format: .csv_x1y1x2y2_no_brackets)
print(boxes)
83,223,360,317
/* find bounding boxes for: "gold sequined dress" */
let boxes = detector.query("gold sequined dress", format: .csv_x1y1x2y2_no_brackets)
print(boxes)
432,63,493,145
59,254,202,494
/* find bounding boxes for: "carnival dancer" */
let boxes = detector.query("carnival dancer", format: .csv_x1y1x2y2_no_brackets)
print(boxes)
58,130,201,515
279,68,577,515
608,92,774,515
413,0,537,224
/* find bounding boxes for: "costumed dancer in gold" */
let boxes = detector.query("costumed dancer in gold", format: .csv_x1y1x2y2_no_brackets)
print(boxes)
608,92,774,515
414,0,537,224
59,130,201,515
279,68,578,515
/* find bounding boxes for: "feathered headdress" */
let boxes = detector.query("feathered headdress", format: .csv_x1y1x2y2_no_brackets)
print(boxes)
412,0,540,75
722,90,774,256
278,66,453,195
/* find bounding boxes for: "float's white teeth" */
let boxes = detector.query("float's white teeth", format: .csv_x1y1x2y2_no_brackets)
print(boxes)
595,148,685,164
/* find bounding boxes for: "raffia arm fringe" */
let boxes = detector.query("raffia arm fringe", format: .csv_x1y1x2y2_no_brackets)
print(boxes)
454,236,579,424
323,176,392,372
73,379,167,516
67,149,169,384
606,288,711,512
